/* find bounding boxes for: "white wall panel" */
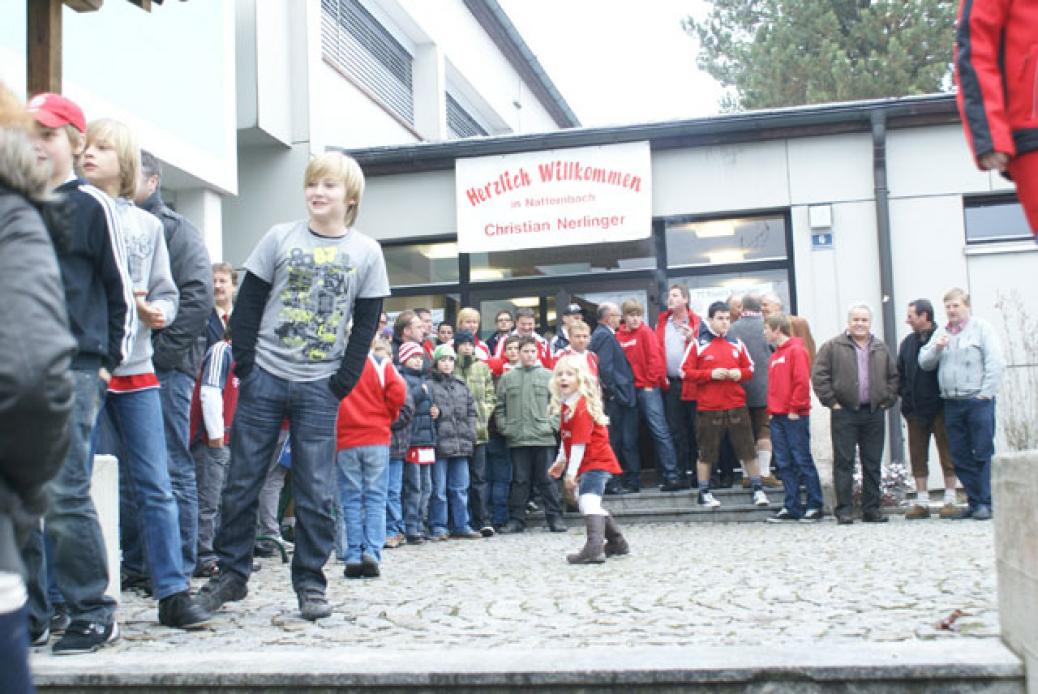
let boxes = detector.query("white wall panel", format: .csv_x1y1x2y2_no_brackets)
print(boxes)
362,170,458,241
788,134,873,204
887,125,990,199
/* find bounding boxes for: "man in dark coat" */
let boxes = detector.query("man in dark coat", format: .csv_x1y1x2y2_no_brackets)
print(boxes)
589,302,639,493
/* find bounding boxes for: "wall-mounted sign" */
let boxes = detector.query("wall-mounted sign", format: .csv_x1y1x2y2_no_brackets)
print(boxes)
811,232,833,250
455,141,652,253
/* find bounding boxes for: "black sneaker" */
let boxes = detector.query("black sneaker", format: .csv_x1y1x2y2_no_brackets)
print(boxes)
158,591,212,630
361,556,381,578
766,508,798,523
30,625,49,647
547,517,568,533
800,508,824,523
862,512,889,524
525,500,540,514
479,525,496,538
198,573,248,613
405,535,425,545
498,520,525,534
659,480,685,492
51,603,70,635
52,620,119,655
253,539,278,558
297,588,332,621
344,563,364,579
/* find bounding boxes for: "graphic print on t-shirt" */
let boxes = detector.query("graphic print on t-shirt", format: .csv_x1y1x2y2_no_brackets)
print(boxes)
275,245,356,361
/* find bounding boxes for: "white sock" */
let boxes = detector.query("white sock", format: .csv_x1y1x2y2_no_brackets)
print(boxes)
757,449,771,477
943,487,957,505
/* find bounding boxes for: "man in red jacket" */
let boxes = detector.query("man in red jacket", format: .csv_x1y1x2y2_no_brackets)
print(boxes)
656,284,702,488
764,313,824,523
955,0,1038,239
617,299,682,491
682,301,769,508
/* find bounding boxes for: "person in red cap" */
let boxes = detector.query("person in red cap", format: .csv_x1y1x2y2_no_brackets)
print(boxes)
955,0,1038,240
21,93,138,655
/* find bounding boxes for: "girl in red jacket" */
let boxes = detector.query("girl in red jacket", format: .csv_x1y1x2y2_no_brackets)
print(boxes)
548,355,630,564
335,340,406,579
764,314,824,523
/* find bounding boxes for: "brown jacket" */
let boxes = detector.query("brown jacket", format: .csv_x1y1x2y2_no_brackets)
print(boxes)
811,333,898,411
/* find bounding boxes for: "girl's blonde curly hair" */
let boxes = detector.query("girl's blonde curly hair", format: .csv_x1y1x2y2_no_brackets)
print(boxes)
548,355,608,426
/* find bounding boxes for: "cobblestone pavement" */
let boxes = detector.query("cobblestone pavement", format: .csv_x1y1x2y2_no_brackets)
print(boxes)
34,517,998,657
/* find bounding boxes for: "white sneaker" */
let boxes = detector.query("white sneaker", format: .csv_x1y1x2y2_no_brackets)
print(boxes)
753,489,770,507
698,491,721,508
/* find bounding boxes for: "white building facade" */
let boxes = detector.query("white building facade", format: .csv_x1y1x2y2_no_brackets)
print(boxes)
344,95,1037,480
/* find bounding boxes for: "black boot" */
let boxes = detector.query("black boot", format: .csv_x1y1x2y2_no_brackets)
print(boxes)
603,515,630,557
566,515,606,564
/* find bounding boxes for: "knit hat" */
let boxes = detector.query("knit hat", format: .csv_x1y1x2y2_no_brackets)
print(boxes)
432,344,457,362
453,330,475,346
398,341,423,364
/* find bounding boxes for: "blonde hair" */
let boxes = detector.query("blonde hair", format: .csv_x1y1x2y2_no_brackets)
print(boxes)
0,82,33,132
943,287,971,306
456,307,480,330
84,118,140,198
549,355,608,426
304,151,365,227
568,319,590,336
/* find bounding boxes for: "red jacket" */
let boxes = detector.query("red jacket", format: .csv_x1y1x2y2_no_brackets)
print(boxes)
491,331,552,368
336,354,406,450
655,309,702,399
616,322,666,389
766,337,812,417
955,0,1038,163
681,329,754,412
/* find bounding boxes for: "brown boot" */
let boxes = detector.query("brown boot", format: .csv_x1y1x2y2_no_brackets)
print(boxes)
905,504,931,520
566,516,606,564
603,515,630,557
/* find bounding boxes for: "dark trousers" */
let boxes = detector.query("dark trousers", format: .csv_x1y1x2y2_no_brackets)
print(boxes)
0,604,34,694
944,398,995,510
831,406,885,518
605,399,640,490
507,446,561,526
664,382,698,482
467,443,489,529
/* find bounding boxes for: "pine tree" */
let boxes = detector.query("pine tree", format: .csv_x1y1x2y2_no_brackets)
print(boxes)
684,0,957,111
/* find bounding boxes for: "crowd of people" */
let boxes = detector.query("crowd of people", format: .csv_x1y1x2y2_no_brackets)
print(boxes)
0,80,1008,694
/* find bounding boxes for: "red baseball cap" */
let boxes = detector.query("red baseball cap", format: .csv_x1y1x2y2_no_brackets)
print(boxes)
27,93,86,133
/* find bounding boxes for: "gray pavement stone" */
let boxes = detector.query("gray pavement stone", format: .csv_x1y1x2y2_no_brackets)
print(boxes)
32,517,999,660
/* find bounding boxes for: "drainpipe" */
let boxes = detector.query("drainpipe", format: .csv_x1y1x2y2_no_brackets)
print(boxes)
871,109,905,467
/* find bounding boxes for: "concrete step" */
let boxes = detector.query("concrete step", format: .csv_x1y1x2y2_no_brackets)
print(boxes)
33,640,1025,692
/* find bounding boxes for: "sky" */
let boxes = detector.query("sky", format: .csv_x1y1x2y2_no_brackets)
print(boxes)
498,0,726,128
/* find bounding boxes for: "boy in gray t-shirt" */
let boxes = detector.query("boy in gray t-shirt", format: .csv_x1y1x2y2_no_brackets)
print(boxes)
200,152,389,622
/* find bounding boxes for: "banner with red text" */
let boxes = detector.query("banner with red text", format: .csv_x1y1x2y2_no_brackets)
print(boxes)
455,141,651,253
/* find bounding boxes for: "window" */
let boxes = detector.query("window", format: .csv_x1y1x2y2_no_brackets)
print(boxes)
668,268,791,317
384,294,461,332
383,242,459,286
321,0,414,125
665,214,788,267
446,94,488,139
469,237,656,282
964,197,1033,243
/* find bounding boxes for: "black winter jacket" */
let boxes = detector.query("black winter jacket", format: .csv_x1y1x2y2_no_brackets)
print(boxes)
401,366,436,448
589,324,636,408
0,130,76,575
390,388,415,460
142,192,213,376
897,328,943,423
426,371,476,458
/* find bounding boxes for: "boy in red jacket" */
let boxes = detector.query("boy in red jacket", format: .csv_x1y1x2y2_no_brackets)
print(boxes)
682,301,769,508
616,299,683,491
764,314,824,523
335,340,406,579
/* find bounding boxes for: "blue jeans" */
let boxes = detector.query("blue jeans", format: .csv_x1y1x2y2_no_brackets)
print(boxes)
105,388,189,600
385,458,405,537
485,435,512,526
336,446,390,564
770,415,824,518
215,366,339,593
637,388,680,484
157,369,199,575
944,398,996,510
578,469,611,497
0,602,34,694
429,456,472,536
403,462,432,537
23,369,114,626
